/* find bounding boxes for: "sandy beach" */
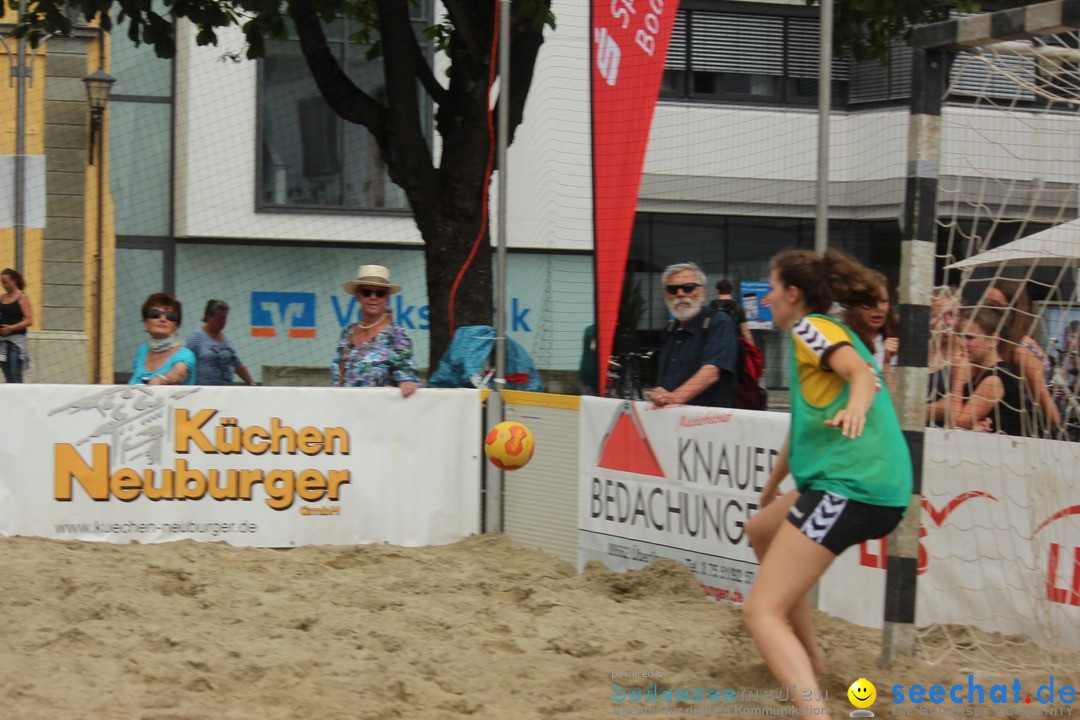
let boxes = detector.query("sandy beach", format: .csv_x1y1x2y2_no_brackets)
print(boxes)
1,533,1074,719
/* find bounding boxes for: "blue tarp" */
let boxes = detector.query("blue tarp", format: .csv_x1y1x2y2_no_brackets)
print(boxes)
428,326,543,392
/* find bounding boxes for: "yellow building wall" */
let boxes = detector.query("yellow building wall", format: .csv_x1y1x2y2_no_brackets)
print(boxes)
1,27,117,382
0,31,46,336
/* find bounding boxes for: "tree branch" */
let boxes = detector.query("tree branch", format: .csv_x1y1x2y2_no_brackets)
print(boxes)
498,0,550,151
441,0,487,66
413,31,449,106
375,0,438,199
286,0,386,143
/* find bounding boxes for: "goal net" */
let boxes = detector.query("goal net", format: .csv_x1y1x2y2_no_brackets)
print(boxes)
908,6,1080,674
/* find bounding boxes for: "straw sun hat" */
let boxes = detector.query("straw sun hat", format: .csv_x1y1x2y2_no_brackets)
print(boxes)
343,265,402,296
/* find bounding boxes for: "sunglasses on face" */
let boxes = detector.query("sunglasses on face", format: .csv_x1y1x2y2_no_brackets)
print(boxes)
144,309,179,322
665,283,702,296
358,288,388,299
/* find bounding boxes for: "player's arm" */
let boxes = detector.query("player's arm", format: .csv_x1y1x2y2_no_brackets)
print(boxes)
823,344,877,439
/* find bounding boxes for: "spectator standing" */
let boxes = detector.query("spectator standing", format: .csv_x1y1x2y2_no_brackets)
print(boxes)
711,278,756,346
131,293,196,386
983,280,1058,432
0,268,33,383
645,262,737,408
186,299,258,386
332,264,421,398
949,307,1024,437
578,324,598,395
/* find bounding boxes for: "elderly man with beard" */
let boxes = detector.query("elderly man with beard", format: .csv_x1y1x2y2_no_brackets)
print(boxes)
646,262,738,408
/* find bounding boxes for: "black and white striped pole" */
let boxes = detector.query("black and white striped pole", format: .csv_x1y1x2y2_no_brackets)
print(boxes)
885,34,948,663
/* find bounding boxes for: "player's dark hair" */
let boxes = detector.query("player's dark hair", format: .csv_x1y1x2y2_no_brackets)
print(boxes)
770,249,879,316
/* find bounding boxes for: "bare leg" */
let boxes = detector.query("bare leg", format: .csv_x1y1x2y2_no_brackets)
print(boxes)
743,520,836,716
745,491,827,675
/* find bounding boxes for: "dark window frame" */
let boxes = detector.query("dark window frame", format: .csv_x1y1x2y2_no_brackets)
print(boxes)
255,6,433,214
661,3,849,109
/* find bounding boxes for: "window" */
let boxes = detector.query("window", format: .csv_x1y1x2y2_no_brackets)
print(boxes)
258,6,431,211
664,6,1060,110
662,7,848,107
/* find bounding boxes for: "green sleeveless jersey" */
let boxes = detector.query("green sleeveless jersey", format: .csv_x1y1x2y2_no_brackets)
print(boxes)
788,314,912,507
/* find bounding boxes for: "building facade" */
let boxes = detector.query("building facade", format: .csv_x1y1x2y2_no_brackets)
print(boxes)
4,1,1074,387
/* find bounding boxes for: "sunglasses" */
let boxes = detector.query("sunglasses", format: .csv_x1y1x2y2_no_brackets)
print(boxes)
144,309,179,322
358,288,388,299
665,283,702,296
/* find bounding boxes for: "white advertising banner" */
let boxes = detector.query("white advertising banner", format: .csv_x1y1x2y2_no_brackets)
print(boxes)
579,400,1080,649
820,429,1080,649
0,385,481,548
578,397,789,603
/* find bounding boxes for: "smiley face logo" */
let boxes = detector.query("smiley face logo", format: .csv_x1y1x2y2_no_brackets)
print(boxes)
847,678,877,709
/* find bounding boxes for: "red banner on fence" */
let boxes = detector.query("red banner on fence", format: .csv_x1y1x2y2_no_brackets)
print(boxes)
591,0,677,394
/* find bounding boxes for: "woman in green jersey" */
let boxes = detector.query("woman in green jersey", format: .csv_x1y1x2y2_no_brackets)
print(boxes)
742,249,913,717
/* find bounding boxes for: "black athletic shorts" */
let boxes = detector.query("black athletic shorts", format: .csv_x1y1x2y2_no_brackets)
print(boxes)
786,489,905,556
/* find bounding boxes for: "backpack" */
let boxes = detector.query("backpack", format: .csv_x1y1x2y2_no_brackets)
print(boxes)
734,337,767,410
710,303,767,411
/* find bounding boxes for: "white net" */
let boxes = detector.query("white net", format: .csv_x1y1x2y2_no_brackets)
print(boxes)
915,29,1080,673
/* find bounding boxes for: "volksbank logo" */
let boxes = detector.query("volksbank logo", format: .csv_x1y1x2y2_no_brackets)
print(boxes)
251,291,317,338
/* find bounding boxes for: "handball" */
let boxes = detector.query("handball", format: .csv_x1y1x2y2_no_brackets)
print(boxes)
484,421,535,471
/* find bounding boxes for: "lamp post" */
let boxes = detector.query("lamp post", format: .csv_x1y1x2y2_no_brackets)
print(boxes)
83,67,115,383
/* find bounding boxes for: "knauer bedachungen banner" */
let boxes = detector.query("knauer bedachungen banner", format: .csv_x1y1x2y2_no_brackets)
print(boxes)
579,397,789,603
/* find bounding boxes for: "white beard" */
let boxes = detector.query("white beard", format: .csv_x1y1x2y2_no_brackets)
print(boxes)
666,295,703,322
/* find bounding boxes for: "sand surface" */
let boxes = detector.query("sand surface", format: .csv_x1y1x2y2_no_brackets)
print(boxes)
1,533,1074,719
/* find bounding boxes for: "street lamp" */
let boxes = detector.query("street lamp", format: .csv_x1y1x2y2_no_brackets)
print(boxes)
83,66,115,383
83,68,115,165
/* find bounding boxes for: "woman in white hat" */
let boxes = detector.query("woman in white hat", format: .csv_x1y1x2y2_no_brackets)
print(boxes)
332,265,421,397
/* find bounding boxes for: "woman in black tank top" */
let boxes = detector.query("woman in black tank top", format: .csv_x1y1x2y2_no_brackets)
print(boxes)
951,307,1025,436
0,268,34,383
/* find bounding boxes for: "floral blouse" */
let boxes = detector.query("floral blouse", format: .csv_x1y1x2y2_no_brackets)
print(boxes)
331,322,422,388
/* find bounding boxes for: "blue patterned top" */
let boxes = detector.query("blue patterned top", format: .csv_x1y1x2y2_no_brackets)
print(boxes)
186,328,244,385
331,322,421,388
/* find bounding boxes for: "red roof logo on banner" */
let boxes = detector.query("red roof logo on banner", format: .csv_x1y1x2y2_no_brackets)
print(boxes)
596,401,666,477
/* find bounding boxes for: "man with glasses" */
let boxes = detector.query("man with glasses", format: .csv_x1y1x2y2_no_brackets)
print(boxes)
646,262,738,408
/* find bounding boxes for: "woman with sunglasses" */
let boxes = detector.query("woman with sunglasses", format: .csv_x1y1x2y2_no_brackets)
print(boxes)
332,265,421,397
130,293,196,386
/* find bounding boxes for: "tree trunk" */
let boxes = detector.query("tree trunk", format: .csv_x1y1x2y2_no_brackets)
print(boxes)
419,215,494,373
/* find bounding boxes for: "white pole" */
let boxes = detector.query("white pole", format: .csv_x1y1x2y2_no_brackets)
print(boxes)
495,0,510,388
815,0,832,253
486,0,512,534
